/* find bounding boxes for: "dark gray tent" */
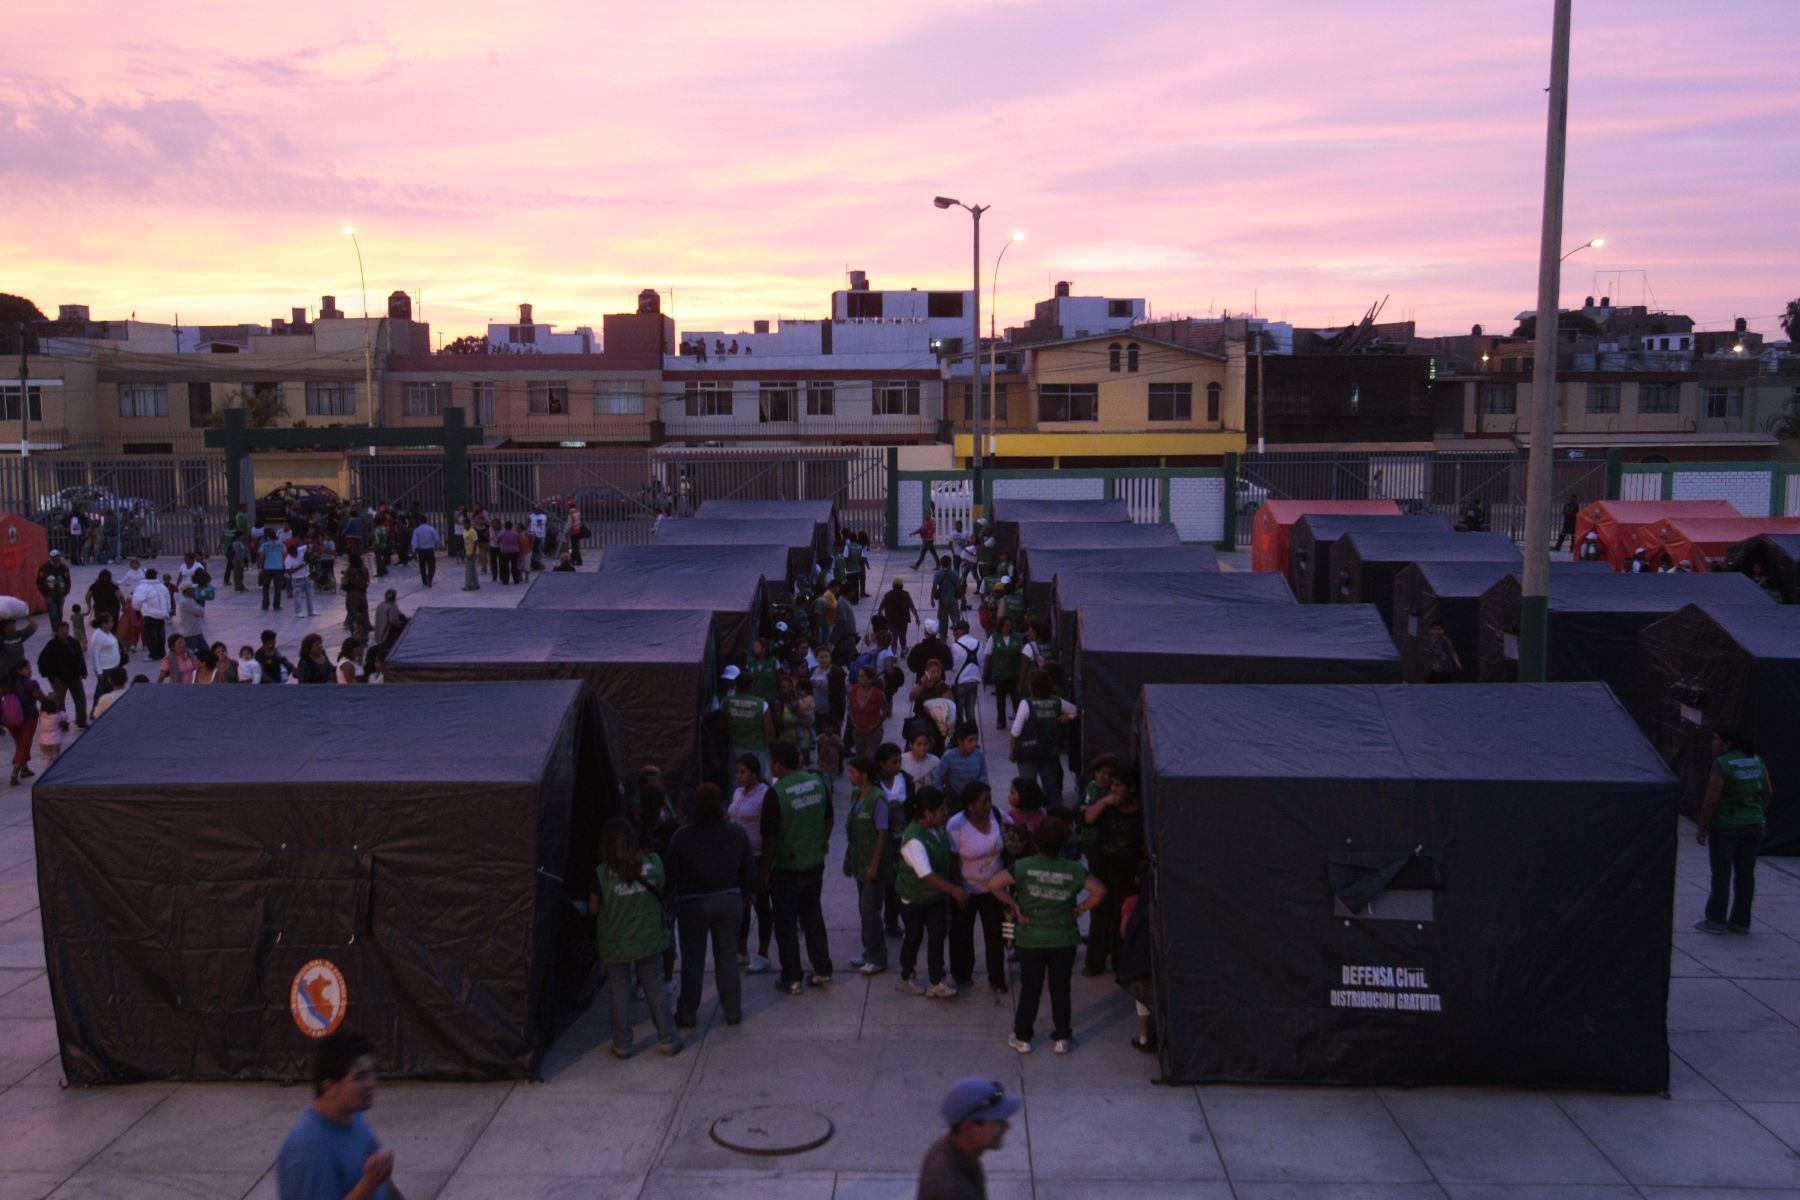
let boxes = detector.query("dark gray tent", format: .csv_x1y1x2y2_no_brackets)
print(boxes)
520,560,763,665
1137,682,1675,1090
696,497,835,548
1050,570,1296,667
1390,560,1520,682
33,681,621,1084
991,497,1131,554
1638,602,1800,853
1334,531,1520,623
600,541,792,609
655,516,823,583
1016,546,1221,616
1726,533,1800,603
1478,569,1773,711
1075,603,1401,762
1017,525,1196,610
386,607,714,793
1289,513,1451,603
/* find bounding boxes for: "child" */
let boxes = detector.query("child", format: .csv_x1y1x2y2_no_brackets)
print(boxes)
37,696,68,766
69,604,88,650
237,645,263,685
517,530,534,583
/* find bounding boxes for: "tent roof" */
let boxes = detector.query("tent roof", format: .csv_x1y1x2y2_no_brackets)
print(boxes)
1019,546,1219,576
597,542,789,578
1532,568,1773,613
1079,603,1397,661
38,681,586,790
1055,571,1294,609
1687,601,1800,661
1257,500,1399,525
389,607,712,667
993,498,1130,523
1018,521,1181,549
1587,500,1742,521
654,517,820,548
1409,559,1523,597
520,569,759,612
1340,530,1521,565
1650,517,1800,543
1292,513,1451,541
1140,682,1674,785
696,499,833,523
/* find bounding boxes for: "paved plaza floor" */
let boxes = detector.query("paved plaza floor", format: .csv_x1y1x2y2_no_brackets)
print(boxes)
2,547,1799,1197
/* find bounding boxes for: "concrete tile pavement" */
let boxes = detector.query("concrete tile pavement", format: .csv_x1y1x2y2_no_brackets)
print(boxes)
2,548,1800,1196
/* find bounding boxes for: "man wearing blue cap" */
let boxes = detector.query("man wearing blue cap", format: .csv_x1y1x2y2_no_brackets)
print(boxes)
917,1077,1021,1199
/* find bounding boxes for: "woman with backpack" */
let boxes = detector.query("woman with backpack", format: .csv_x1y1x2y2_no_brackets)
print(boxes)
588,818,681,1060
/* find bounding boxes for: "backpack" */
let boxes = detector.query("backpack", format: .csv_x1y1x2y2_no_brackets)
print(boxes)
1012,705,1048,762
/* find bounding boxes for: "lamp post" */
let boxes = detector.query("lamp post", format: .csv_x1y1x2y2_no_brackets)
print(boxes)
935,196,991,514
988,231,1025,465
343,226,375,446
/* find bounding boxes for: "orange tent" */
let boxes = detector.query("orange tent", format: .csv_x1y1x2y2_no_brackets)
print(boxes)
1572,500,1740,569
1250,499,1398,573
1634,516,1800,571
0,514,50,614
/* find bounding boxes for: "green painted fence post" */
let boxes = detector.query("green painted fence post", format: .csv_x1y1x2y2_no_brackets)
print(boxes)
884,448,900,548
1219,452,1240,551
1605,449,1623,500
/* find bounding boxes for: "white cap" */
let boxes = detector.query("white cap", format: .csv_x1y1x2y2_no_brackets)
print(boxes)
48,549,61,557
1000,575,1013,585
923,619,939,634
721,665,741,680
775,621,789,632
1585,531,1598,539
984,537,996,547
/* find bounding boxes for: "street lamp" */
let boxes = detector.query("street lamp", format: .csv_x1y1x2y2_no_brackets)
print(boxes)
343,226,375,446
988,232,1024,464
934,195,991,515
1560,236,1603,262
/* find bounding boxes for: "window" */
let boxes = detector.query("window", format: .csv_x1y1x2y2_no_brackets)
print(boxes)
118,382,169,417
509,325,536,345
595,382,643,415
1038,383,1099,422
873,379,921,416
526,382,569,415
1108,343,1122,373
403,381,451,416
759,381,797,423
1477,382,1516,415
0,386,44,423
961,381,1008,421
1126,343,1140,373
846,292,883,319
806,382,835,416
927,292,964,318
1148,383,1192,421
1206,382,1222,422
1585,383,1620,414
1679,337,1691,350
682,382,733,417
472,381,496,426
933,337,964,356
1638,382,1680,414
1108,300,1133,318
306,381,356,416
1704,386,1744,419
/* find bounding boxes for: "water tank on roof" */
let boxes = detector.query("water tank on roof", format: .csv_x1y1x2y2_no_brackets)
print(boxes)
753,320,770,334
388,291,412,320
637,289,661,314
1054,281,1071,298
57,304,91,322
519,302,534,324
848,270,868,291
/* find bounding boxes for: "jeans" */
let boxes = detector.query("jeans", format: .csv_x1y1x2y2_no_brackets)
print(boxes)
605,954,675,1051
899,898,948,984
1085,869,1135,973
1014,944,1076,1041
857,876,890,969
46,677,87,726
912,540,937,570
1706,823,1764,929
259,569,284,610
141,616,166,662
676,892,743,1024
950,891,1006,986
345,594,370,636
769,866,831,985
463,556,480,590
290,576,315,617
45,595,64,629
993,679,1018,729
1024,754,1065,804
952,681,980,730
417,548,436,587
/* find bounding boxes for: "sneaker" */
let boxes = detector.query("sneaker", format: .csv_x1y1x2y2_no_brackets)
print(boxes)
659,1035,684,1057
849,955,867,968
991,983,1009,995
858,962,887,976
1693,919,1729,935
610,1045,632,1060
1052,1038,1073,1055
808,972,831,987
1007,1035,1033,1054
1727,922,1752,936
925,981,958,1000
746,954,771,974
895,975,925,995
782,981,803,996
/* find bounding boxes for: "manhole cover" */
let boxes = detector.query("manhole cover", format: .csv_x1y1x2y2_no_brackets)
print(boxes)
709,1105,834,1156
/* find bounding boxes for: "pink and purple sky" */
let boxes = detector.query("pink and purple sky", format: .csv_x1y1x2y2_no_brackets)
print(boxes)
5,1,1797,344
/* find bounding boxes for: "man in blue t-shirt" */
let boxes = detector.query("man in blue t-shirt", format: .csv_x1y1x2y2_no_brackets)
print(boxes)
277,1031,399,1199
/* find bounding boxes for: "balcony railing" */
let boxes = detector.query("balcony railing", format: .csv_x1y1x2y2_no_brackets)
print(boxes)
658,398,942,440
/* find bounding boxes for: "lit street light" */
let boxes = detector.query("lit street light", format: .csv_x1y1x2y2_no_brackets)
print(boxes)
343,226,375,445
935,195,992,514
1560,236,1604,262
988,232,1025,462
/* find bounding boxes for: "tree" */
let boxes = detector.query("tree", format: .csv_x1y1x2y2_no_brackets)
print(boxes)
440,334,491,355
1512,312,1602,339
0,293,46,325
202,385,288,429
1782,297,1800,344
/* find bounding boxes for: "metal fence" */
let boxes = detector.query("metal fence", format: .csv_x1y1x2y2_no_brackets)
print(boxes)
0,452,230,561
1235,449,1612,547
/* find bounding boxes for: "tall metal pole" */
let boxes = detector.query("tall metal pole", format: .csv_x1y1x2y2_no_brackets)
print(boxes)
1255,323,1266,454
346,228,374,439
1519,0,1573,682
971,207,983,517
15,322,28,460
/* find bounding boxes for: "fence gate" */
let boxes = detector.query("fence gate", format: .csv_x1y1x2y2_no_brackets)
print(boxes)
652,447,889,544
0,453,229,560
349,453,447,523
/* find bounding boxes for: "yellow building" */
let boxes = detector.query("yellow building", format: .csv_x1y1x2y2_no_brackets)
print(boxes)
951,333,1245,467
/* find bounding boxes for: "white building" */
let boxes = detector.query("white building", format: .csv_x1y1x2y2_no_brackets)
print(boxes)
486,303,596,355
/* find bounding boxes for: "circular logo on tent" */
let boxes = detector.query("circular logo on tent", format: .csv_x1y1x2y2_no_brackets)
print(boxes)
289,959,347,1038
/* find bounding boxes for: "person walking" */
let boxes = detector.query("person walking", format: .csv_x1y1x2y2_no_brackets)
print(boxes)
89,613,125,701
880,580,919,653
37,621,89,728
275,1031,398,1200
285,543,316,618
36,551,71,629
759,739,834,996
842,754,900,976
912,510,938,571
948,619,983,729
1010,669,1076,803
1695,729,1772,936
258,530,288,610
894,786,966,999
1553,493,1581,551
590,817,682,1059
342,556,371,638
132,569,172,661
917,1078,1022,1200
728,754,775,974
932,556,962,632
990,816,1105,1055
666,783,755,1028
947,782,1009,993
982,615,1023,732
1,660,49,785
410,519,440,588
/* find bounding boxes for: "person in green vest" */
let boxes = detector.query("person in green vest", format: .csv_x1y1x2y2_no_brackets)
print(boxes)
975,531,997,589
744,637,781,705
841,754,900,975
722,666,775,779
988,816,1106,1055
1020,618,1057,677
894,786,967,999
759,739,835,994
982,614,1023,732
588,818,681,1060
1695,728,1773,935
845,532,867,601
1008,668,1077,803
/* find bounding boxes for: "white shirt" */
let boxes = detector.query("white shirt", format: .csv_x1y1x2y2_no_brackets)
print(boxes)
176,561,201,585
131,580,172,619
238,657,263,684
1010,696,1077,737
119,569,144,595
90,628,121,672
529,513,548,538
900,752,941,788
900,837,936,880
947,810,1007,891
951,635,983,685
729,782,768,856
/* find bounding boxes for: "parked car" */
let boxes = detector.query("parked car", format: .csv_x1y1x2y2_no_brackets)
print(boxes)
38,484,154,526
1236,477,1270,516
255,484,341,526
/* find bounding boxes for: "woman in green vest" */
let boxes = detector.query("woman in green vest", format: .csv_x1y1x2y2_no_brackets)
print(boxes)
745,638,781,705
588,818,681,1060
842,754,900,975
1696,728,1773,935
983,615,1023,733
894,787,967,999
988,816,1106,1055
